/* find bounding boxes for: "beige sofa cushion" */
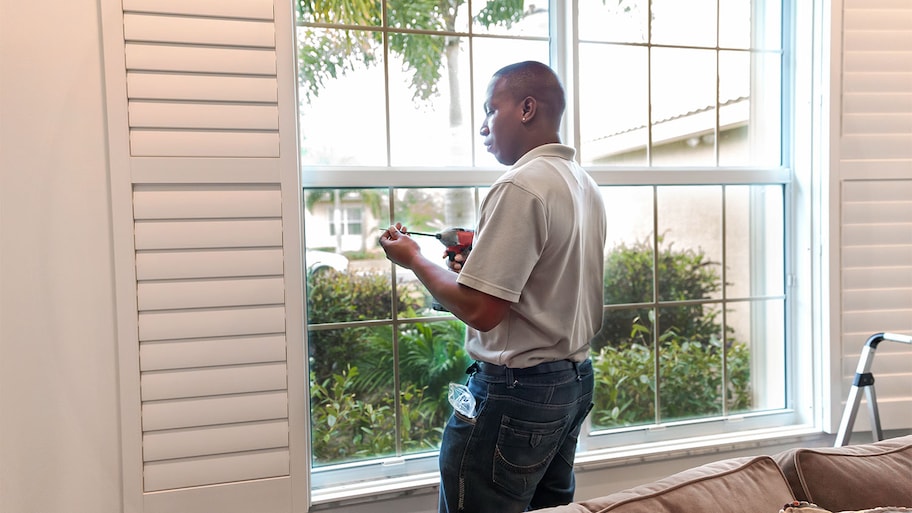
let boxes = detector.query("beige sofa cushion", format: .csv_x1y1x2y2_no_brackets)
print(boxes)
535,455,795,513
774,435,912,512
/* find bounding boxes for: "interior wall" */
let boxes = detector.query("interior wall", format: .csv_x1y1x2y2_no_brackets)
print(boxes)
0,1,123,513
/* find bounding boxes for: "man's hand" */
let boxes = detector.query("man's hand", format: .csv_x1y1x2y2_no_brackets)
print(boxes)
379,223,421,269
447,250,469,272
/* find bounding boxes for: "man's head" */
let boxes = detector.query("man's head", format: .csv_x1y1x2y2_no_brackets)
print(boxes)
480,61,566,166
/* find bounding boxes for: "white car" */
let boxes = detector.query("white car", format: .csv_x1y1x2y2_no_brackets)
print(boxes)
305,250,349,275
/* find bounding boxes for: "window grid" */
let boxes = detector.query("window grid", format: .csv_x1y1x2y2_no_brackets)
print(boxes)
299,0,796,493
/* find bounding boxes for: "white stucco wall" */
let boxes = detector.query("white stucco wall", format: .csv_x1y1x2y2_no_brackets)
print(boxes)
0,1,123,513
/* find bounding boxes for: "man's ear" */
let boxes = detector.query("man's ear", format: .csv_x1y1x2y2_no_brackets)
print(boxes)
521,96,536,122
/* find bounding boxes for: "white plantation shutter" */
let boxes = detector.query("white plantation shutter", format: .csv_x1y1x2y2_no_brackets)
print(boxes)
836,0,912,432
101,0,308,511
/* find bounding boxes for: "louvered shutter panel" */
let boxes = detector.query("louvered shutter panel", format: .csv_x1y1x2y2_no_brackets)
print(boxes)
101,0,308,511
837,0,912,431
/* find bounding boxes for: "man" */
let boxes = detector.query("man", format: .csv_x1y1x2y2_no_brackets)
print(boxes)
380,60,606,513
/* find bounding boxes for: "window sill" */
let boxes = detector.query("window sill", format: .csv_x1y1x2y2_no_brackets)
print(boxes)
310,425,828,510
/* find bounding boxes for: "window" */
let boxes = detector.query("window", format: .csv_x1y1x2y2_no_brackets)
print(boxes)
297,0,803,496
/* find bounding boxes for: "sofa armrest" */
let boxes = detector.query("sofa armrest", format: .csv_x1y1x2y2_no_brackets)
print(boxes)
774,435,912,512
534,455,795,513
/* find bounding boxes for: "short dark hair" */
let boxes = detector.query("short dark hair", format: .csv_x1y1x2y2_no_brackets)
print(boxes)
492,61,566,119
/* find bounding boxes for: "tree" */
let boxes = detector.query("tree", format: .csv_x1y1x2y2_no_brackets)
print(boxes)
296,0,528,128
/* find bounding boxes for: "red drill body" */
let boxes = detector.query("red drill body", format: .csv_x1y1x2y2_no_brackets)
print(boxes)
408,228,474,262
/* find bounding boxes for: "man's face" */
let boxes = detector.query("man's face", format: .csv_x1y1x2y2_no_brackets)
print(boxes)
479,77,525,166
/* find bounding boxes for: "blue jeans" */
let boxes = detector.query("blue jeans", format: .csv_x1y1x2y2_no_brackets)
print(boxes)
438,359,594,513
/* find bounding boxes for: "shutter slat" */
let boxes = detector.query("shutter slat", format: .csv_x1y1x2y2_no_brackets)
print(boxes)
134,219,283,250
142,391,288,431
143,420,289,462
129,102,279,130
124,14,275,48
844,72,912,93
846,0,912,8
843,200,912,223
143,449,289,492
842,309,912,334
843,267,912,290
844,288,912,311
841,135,912,160
844,113,912,134
125,44,276,75
843,93,912,114
140,335,287,371
138,277,285,311
843,179,912,200
844,8,912,31
141,362,287,401
123,0,275,20
142,479,291,513
843,222,912,246
138,306,285,341
843,245,912,268
844,30,912,51
136,249,284,280
127,73,278,102
130,130,279,158
133,187,282,219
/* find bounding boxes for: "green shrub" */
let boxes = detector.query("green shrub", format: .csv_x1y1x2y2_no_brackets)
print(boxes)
306,269,420,385
306,269,464,464
355,320,470,428
310,365,439,465
595,236,722,351
591,333,752,428
590,236,751,428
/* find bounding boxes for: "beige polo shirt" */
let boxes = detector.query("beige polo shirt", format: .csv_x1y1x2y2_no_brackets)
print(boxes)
457,144,607,368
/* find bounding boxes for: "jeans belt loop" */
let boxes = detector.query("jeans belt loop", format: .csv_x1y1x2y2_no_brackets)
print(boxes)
506,367,516,388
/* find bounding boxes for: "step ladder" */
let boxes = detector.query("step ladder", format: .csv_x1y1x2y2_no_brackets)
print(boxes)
834,332,912,447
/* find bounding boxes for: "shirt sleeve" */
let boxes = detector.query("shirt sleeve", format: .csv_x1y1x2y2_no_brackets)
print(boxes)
456,180,547,303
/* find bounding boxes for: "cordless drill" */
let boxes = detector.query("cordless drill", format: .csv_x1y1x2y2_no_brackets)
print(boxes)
407,228,474,311
407,228,474,263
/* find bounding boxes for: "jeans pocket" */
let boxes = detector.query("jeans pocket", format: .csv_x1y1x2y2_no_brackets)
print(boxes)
492,414,570,498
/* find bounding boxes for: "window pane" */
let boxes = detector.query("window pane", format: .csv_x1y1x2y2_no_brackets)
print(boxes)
719,0,752,49
309,326,398,466
591,306,657,429
298,28,388,166
656,186,723,302
754,0,784,51
651,0,717,48
720,51,782,166
729,299,786,412
579,0,647,44
580,44,649,166
650,48,717,166
297,0,381,26
398,320,471,454
725,185,785,299
389,35,474,166
602,186,656,305
472,2,549,37
658,304,725,423
390,1,467,32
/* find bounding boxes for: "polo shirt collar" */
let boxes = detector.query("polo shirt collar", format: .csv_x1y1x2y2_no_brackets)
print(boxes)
513,143,577,168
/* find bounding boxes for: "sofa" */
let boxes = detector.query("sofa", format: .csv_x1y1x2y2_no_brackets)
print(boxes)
534,435,912,513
